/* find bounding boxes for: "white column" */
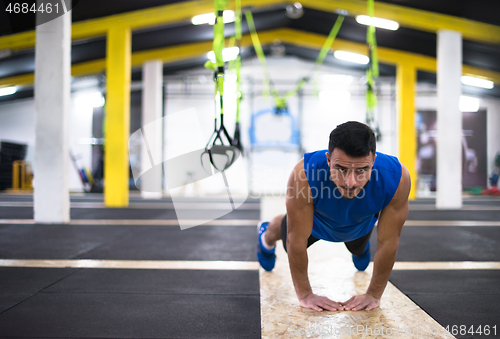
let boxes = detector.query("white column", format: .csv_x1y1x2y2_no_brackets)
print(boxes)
33,4,72,222
140,60,163,198
436,30,462,209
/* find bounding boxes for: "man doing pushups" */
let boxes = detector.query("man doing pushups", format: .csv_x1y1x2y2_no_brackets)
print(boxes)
257,121,411,312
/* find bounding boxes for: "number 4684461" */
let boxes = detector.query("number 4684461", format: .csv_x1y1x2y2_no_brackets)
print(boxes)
6,2,60,14
445,325,497,336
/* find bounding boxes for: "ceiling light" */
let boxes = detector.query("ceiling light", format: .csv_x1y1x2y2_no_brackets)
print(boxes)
461,76,494,89
192,13,213,25
459,96,480,112
356,15,399,30
222,10,235,23
0,86,17,96
192,10,235,25
207,47,240,63
334,51,369,65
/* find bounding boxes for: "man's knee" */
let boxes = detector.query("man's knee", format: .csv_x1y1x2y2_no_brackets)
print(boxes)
346,243,366,256
268,214,285,233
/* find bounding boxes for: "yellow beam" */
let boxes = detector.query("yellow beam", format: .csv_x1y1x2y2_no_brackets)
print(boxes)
132,41,213,66
2,0,500,52
72,59,106,77
300,0,500,45
396,63,417,200
0,60,106,89
271,28,500,84
0,30,36,52
3,28,500,89
0,73,34,88
0,0,268,51
462,66,500,84
104,25,131,208
71,1,216,42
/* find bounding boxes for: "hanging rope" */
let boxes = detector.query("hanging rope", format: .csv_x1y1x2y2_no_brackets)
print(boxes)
244,10,274,101
232,0,244,152
204,0,229,145
312,15,345,95
200,0,240,209
202,0,240,172
245,10,344,113
366,0,381,140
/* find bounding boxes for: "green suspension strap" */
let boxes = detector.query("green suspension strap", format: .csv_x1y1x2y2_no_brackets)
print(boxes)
204,0,228,141
280,16,343,109
204,0,232,147
203,0,240,176
313,15,345,95
245,10,344,113
244,10,275,102
232,0,244,152
366,0,381,140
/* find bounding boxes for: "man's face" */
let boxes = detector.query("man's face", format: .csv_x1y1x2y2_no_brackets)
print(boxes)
326,148,376,200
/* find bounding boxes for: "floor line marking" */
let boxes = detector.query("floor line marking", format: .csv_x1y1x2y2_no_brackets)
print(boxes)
404,220,500,226
391,261,500,270
0,259,498,271
0,259,260,270
0,219,261,226
409,205,500,211
2,220,499,226
0,202,260,210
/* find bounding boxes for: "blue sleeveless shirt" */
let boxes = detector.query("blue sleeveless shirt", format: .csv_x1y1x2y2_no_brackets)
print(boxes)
303,150,402,242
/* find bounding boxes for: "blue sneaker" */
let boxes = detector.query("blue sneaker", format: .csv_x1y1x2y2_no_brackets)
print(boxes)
352,241,371,271
257,221,276,271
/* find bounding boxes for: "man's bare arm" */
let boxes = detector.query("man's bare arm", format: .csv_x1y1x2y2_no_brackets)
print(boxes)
286,159,344,312
286,160,314,300
343,163,411,311
367,164,410,298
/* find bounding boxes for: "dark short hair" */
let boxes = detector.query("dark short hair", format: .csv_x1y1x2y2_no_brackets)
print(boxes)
328,121,376,157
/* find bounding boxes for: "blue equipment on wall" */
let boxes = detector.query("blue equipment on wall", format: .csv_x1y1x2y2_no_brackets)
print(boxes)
249,108,300,150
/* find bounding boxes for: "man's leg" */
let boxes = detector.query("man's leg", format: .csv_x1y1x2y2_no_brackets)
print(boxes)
263,214,285,248
345,227,373,271
257,214,319,271
257,215,284,271
344,228,373,255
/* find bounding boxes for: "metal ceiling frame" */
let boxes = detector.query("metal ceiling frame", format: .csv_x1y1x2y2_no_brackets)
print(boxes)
2,28,500,89
1,0,500,53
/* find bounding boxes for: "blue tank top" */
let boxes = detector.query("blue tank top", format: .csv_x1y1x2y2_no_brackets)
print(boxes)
303,150,402,242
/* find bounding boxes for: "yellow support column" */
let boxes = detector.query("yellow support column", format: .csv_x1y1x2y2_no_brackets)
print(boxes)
397,63,417,200
104,25,131,207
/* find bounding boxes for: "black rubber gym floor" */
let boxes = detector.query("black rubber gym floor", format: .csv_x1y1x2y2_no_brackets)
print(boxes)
0,194,260,203
385,198,500,339
0,267,260,338
389,271,500,339
369,226,500,338
0,194,499,338
0,194,261,338
0,224,258,261
0,206,260,220
407,209,500,221
370,226,500,262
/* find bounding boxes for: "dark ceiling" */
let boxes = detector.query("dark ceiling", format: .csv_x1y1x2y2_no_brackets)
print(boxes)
1,0,500,103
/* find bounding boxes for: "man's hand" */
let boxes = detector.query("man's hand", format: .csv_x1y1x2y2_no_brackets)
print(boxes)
342,293,380,311
299,293,345,312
